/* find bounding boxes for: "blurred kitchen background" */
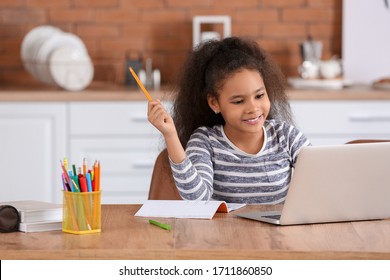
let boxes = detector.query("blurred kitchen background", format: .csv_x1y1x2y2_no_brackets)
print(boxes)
1,0,390,204
0,0,343,87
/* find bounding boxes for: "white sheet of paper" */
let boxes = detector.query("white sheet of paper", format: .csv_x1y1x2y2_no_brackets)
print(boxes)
134,200,245,219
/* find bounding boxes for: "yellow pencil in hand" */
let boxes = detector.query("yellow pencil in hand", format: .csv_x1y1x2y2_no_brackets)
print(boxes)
128,67,153,101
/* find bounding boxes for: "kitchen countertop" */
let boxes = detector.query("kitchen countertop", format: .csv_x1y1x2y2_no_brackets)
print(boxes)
1,82,390,102
287,86,390,100
0,83,174,102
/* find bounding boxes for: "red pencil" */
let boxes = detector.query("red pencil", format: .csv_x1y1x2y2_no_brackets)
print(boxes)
79,176,88,192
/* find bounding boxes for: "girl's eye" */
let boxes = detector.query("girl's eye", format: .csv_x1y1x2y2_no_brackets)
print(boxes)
255,93,264,99
232,100,243,104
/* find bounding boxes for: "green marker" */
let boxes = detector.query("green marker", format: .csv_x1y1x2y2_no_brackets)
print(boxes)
72,164,77,176
149,219,171,230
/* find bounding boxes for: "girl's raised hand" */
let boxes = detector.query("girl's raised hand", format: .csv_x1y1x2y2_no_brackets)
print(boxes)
147,100,176,137
148,100,186,164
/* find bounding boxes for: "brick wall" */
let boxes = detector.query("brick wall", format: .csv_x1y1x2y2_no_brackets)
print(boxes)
0,0,342,87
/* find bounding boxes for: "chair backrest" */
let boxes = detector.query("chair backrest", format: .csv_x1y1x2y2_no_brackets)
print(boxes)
148,149,182,200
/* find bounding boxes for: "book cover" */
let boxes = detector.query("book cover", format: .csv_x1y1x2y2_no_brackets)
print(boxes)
0,200,62,223
18,220,62,233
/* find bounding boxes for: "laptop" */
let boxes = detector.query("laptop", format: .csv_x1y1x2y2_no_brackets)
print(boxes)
236,142,390,225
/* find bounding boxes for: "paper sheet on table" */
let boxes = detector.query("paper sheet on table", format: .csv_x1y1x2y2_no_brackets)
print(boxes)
134,200,246,219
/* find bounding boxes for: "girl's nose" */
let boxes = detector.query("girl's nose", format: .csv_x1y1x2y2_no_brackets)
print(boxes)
245,99,260,113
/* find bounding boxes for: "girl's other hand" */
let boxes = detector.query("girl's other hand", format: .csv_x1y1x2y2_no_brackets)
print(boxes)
148,100,176,137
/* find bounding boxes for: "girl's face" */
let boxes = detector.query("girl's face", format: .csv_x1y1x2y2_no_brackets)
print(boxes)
208,69,270,143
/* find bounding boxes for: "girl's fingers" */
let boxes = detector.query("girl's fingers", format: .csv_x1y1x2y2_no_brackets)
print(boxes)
149,101,166,119
148,103,169,125
150,108,168,124
148,100,160,115
147,99,174,135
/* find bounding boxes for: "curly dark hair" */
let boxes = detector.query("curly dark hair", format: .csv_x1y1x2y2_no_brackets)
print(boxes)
172,36,293,147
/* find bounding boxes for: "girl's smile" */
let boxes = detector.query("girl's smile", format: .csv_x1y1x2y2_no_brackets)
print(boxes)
242,115,263,125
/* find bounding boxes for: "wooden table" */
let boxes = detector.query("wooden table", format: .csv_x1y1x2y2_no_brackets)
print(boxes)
1,204,390,260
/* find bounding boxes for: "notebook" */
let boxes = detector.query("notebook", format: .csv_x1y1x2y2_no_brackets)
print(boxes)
135,200,246,219
236,142,390,225
0,200,62,223
18,220,62,233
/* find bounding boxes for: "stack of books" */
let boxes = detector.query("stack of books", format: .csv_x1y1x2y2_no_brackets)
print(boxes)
0,200,62,232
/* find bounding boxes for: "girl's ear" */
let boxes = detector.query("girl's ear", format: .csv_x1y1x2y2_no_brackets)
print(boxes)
207,95,220,114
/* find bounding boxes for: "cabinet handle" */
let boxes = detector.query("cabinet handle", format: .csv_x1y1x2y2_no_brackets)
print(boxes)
133,162,154,169
349,114,390,122
130,116,148,123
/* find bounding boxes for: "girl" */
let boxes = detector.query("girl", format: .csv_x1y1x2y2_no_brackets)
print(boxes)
148,37,310,204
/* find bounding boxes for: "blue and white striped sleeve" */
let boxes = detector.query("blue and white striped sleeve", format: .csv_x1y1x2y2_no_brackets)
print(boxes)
284,123,311,164
169,128,214,200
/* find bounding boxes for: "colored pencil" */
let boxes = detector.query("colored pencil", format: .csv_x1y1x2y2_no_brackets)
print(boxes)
129,67,153,101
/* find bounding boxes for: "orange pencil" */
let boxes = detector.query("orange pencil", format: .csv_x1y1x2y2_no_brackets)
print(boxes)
83,158,87,176
129,67,153,101
96,161,100,192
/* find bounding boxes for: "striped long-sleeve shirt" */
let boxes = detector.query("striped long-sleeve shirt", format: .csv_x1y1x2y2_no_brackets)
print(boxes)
169,119,311,204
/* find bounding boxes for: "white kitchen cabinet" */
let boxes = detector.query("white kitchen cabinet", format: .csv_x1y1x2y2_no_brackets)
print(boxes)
0,100,169,205
69,101,167,204
290,100,390,145
0,103,67,203
1,94,389,204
